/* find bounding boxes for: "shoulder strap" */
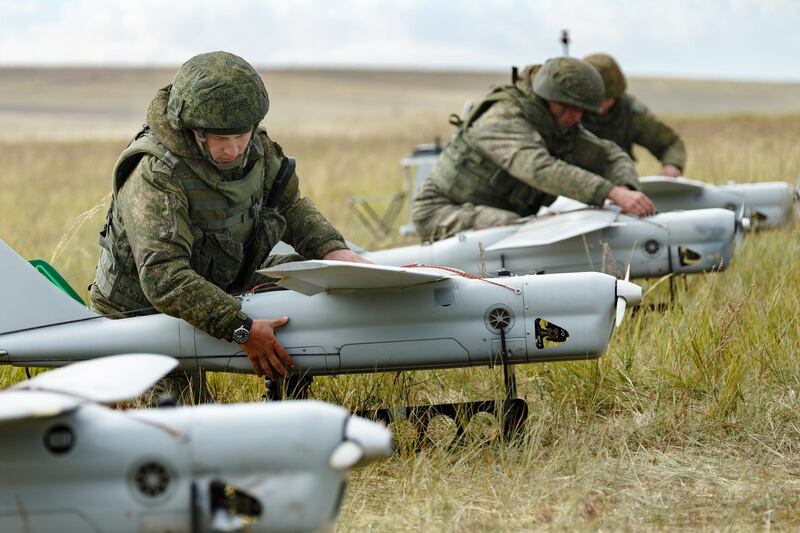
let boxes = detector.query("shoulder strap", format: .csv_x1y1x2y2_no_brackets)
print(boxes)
461,86,538,131
265,157,296,209
113,128,184,194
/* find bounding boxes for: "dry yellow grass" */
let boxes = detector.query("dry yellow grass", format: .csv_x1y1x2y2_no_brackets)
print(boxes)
1,68,799,531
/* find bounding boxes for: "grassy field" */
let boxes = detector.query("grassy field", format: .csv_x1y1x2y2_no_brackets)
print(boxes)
1,68,799,531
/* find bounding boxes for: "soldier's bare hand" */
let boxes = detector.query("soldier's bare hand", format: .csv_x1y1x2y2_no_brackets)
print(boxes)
659,164,682,178
323,248,372,264
607,186,656,217
240,317,295,379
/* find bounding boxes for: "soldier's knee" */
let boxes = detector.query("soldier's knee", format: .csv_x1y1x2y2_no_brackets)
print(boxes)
473,207,520,230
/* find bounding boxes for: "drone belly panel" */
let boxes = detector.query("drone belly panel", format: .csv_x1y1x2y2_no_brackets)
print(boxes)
321,279,527,373
522,273,617,361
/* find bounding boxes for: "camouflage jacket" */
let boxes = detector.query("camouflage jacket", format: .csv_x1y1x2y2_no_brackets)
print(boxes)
582,94,687,171
90,87,346,341
414,65,640,223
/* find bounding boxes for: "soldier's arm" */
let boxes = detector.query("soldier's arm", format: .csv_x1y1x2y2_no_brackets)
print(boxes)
574,126,641,191
118,157,248,340
630,99,687,171
275,166,348,259
469,102,621,206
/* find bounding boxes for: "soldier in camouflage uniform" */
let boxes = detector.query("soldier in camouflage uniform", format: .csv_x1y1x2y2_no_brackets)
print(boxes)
412,57,655,242
89,51,366,401
582,53,686,177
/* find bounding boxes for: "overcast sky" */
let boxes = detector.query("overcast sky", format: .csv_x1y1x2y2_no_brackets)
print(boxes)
2,0,798,81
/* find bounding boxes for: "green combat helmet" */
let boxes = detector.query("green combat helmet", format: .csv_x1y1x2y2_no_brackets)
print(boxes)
532,57,604,113
583,53,627,99
167,51,269,135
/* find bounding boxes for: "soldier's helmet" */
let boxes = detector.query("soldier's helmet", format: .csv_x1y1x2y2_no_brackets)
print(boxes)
532,57,604,113
167,51,269,134
583,53,627,99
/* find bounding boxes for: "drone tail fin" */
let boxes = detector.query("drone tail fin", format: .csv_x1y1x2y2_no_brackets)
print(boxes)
0,239,97,335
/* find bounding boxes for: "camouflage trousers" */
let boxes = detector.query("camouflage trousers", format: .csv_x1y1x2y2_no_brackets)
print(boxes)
412,181,521,242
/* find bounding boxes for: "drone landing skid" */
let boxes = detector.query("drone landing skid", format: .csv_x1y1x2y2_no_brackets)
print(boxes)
263,330,529,443
363,328,528,444
362,397,529,445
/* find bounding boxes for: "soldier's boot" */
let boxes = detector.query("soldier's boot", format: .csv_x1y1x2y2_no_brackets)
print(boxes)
152,367,211,405
264,374,313,401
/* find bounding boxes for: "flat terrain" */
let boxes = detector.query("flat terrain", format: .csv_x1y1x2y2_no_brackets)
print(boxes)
1,67,800,139
0,68,799,531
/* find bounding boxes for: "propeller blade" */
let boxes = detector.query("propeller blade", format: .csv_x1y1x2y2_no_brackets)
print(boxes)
329,416,393,470
615,279,643,328
615,297,627,328
329,441,365,470
733,203,750,249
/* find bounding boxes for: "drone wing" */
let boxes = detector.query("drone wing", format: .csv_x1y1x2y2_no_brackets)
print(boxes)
1,354,177,423
537,196,589,215
485,209,621,252
639,176,707,195
0,390,81,423
11,354,177,404
258,260,451,296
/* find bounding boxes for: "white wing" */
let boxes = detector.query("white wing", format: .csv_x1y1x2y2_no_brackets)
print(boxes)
485,209,621,251
639,176,707,195
258,260,451,296
12,354,177,403
537,196,589,215
0,390,81,423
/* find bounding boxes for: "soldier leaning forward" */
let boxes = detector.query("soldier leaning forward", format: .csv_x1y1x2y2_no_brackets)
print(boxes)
412,56,655,242
581,53,686,177
89,51,367,397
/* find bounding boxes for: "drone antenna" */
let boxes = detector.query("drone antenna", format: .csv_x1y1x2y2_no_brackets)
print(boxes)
560,29,570,56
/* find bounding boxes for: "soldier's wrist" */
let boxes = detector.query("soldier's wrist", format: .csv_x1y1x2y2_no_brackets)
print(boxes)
595,181,616,205
222,310,250,342
314,239,348,259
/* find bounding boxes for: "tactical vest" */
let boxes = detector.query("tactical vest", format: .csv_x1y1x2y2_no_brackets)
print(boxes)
430,87,608,216
581,95,636,158
95,127,286,312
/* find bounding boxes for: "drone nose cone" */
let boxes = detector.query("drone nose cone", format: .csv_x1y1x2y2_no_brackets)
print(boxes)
616,279,642,307
329,416,393,470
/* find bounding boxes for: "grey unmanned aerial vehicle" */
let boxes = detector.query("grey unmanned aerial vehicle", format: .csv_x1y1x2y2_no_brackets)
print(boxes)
638,176,799,229
0,354,392,533
363,206,742,280
0,238,641,437
0,239,641,373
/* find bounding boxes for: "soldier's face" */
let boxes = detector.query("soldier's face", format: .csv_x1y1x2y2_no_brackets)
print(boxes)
196,131,253,164
547,101,584,131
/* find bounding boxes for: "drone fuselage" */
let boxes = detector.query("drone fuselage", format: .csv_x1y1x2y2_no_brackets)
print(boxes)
0,271,631,373
0,400,389,533
365,208,737,279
